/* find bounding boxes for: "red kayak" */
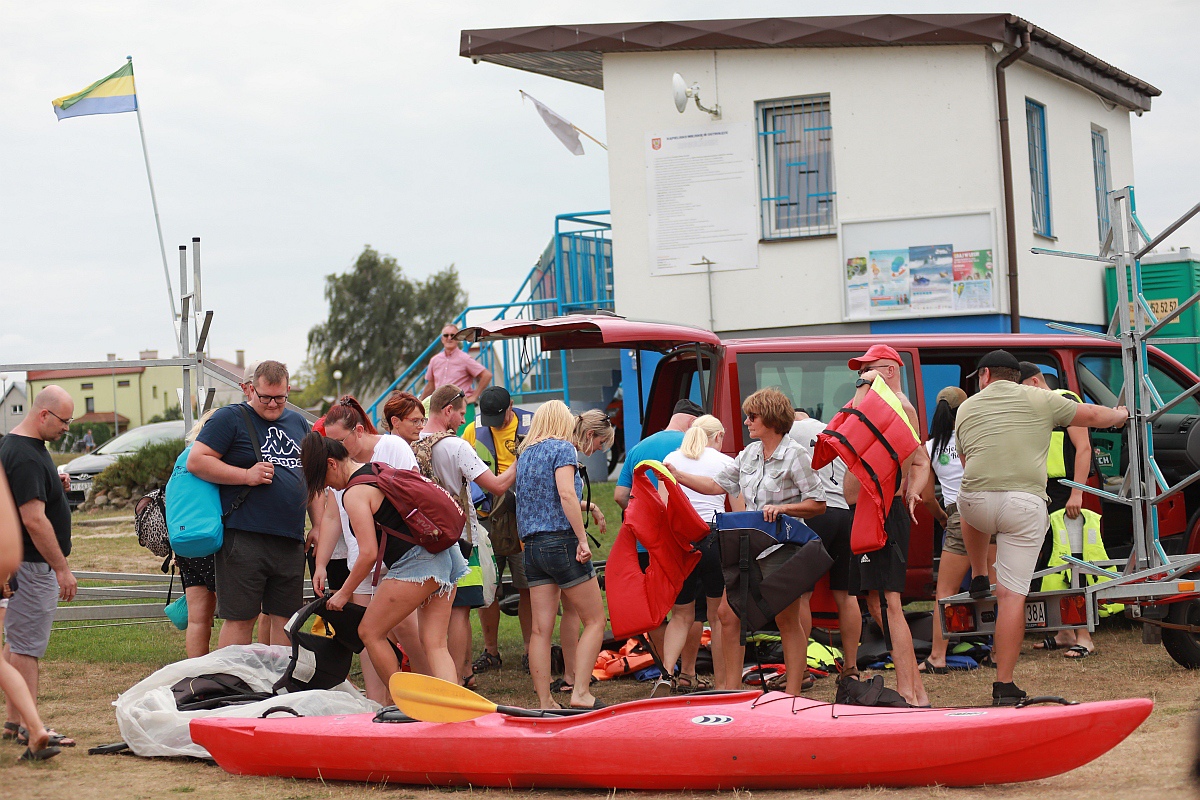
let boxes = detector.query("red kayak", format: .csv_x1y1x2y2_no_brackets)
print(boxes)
192,691,1151,789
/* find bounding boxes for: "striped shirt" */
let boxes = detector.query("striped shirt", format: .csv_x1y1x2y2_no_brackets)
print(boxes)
714,437,826,511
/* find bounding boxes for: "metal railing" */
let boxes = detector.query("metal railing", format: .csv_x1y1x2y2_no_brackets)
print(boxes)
366,211,613,423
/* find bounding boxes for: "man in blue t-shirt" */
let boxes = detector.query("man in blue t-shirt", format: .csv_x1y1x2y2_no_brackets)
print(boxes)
188,360,311,647
614,399,702,510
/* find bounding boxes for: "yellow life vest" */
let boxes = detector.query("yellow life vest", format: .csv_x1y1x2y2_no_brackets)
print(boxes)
1046,389,1083,480
1040,508,1124,616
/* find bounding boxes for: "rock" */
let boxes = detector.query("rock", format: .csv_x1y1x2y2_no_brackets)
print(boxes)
93,494,110,507
112,498,129,509
112,486,131,500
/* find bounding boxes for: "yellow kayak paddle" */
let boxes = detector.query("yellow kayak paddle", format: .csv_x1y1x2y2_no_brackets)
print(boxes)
388,672,584,722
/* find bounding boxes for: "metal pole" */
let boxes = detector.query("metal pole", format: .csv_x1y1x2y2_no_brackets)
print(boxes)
112,368,119,435
129,57,179,341
179,247,193,432
191,237,203,409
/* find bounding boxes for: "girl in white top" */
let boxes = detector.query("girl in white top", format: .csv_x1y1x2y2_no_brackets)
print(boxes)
314,396,425,703
658,416,744,692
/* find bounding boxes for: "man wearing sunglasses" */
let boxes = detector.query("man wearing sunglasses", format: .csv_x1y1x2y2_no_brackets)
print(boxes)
0,385,78,748
188,360,311,648
418,323,493,427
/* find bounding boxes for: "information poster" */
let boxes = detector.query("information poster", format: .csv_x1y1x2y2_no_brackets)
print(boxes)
841,212,997,320
645,123,758,276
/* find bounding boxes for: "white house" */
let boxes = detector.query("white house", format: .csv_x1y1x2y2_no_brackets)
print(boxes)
1,383,27,435
461,13,1158,337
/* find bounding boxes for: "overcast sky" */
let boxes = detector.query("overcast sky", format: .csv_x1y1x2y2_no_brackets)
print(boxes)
2,1,1197,388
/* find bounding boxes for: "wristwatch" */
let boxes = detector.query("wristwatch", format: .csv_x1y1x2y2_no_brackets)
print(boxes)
855,377,872,388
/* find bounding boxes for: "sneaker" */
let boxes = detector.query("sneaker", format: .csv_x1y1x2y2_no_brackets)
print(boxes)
969,575,991,599
992,681,1027,706
471,650,502,674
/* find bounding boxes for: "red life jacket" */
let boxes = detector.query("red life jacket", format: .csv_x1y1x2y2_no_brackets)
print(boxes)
605,460,711,639
813,378,920,554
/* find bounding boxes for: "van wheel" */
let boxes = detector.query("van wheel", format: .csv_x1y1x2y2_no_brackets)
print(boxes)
1162,599,1200,669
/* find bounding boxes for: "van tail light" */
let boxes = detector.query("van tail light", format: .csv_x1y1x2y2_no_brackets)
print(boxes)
944,604,976,633
1060,595,1088,626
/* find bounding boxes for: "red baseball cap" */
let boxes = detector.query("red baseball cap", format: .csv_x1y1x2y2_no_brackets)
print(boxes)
313,415,327,436
847,344,904,371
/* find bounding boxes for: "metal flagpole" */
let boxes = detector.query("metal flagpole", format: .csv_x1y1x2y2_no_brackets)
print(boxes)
127,56,179,350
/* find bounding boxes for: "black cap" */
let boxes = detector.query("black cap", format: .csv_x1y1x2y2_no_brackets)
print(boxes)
478,386,512,429
673,399,704,417
1018,361,1043,383
967,349,1021,380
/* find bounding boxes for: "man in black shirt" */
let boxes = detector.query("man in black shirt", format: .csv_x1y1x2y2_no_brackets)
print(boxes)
1,385,77,748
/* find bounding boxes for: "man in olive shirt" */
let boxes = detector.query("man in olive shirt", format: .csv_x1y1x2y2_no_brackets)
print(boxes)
955,350,1127,705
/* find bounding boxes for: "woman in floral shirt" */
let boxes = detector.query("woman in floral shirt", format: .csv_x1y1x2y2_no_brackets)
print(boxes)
669,388,826,695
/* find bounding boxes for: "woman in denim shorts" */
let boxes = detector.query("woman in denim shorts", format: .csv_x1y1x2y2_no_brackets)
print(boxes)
301,432,467,688
516,401,614,711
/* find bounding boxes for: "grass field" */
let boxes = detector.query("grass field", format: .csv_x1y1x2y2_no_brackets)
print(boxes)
3,483,1199,797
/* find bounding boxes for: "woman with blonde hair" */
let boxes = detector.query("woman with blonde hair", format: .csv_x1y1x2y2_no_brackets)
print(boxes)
669,388,827,696
516,400,611,710
655,415,744,693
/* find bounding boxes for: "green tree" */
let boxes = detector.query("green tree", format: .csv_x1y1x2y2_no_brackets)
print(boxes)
307,246,466,396
147,405,183,424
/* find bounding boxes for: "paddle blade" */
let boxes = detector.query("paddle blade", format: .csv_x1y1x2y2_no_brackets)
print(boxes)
388,672,498,723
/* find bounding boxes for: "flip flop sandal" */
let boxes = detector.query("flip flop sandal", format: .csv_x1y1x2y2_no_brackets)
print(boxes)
461,674,477,690
1033,635,1063,651
1064,645,1094,660
2,721,20,742
16,727,76,748
919,659,949,675
19,744,61,762
550,678,573,693
570,697,607,710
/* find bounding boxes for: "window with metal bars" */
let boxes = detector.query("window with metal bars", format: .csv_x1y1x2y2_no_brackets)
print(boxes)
1026,99,1052,237
756,95,836,239
1091,128,1111,242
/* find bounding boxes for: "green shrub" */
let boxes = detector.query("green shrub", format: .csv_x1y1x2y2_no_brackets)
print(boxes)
92,439,186,495
147,405,183,424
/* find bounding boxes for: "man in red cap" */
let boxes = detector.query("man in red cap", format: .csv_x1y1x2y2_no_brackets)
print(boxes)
843,344,930,707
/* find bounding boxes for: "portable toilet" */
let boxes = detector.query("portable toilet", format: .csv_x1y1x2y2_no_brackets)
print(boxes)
1105,247,1200,376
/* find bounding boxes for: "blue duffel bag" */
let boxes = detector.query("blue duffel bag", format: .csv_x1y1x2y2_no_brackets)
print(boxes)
714,511,820,546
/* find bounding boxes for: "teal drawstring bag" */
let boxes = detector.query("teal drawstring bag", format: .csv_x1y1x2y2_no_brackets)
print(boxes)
163,565,188,631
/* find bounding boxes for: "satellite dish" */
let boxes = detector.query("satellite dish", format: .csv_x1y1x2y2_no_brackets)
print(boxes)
672,73,688,114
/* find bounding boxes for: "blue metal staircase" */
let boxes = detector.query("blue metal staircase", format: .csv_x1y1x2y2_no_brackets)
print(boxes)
366,211,618,423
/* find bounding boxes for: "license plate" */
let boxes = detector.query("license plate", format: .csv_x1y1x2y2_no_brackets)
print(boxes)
70,481,90,493
1025,601,1047,628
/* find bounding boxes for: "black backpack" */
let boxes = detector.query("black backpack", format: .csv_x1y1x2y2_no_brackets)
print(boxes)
835,674,910,708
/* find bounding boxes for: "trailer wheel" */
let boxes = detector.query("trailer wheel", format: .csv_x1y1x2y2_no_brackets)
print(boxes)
1162,599,1200,669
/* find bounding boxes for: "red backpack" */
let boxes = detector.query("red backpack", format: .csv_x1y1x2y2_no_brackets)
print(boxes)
344,463,467,583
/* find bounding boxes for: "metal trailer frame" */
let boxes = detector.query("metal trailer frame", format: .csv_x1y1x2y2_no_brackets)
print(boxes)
1,238,316,435
939,187,1200,663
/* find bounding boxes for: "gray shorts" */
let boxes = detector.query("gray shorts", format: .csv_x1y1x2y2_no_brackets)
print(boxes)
215,528,305,622
957,490,1048,595
4,562,59,658
497,551,529,591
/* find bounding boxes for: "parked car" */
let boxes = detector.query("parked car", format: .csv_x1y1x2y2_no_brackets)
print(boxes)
460,316,1200,600
60,421,186,508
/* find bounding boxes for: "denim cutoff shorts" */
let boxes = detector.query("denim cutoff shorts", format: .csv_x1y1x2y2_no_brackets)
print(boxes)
523,529,596,590
384,544,469,598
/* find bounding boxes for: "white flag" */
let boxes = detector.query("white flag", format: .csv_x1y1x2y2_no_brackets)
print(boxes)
520,90,584,156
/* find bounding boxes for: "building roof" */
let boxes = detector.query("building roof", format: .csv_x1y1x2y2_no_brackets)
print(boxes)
75,411,130,426
460,13,1159,111
27,366,146,381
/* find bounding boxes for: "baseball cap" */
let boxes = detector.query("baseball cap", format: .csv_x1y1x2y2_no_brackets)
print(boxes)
966,349,1021,379
242,360,261,384
673,399,704,417
478,386,512,429
847,344,904,371
1018,361,1043,383
936,386,968,409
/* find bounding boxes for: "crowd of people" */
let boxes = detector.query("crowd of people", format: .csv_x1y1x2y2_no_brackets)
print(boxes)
0,335,1131,754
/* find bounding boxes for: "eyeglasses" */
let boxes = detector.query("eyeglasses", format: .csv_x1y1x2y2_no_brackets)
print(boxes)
252,387,289,406
858,363,895,375
403,416,426,426
45,408,73,426
744,412,759,422
441,333,456,340
443,390,465,409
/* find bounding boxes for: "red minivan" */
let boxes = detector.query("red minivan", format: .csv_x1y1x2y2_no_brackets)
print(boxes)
462,315,1200,604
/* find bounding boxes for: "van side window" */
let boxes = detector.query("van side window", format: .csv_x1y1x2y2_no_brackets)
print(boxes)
1076,354,1199,414
736,351,913,423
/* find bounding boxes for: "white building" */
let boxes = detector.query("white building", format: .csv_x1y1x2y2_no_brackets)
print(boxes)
462,13,1158,337
1,383,27,435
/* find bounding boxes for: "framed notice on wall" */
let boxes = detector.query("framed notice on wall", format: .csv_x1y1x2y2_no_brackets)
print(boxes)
840,211,998,321
644,123,759,276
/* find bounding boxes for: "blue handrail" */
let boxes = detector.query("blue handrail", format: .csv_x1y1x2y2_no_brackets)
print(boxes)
365,211,613,423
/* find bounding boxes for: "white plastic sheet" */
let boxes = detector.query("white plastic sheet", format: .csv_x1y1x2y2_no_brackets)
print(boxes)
114,643,379,759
